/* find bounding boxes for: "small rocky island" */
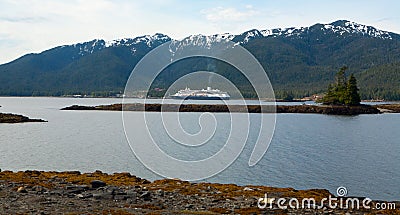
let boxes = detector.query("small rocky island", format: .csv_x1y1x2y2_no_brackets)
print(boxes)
0,170,398,214
0,113,47,123
61,103,383,115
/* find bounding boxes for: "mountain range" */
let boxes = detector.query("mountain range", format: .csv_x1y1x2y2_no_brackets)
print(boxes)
1,20,399,99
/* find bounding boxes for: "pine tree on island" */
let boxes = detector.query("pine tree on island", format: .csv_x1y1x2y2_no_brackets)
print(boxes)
345,74,361,105
322,66,361,105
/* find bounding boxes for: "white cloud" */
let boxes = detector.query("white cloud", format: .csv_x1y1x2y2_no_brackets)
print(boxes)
201,6,259,22
0,0,142,63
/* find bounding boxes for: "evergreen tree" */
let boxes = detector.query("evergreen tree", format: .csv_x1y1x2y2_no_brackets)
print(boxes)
335,66,347,89
281,91,294,101
345,74,361,105
322,83,339,104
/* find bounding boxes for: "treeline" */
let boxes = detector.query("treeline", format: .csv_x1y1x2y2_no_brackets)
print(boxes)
357,62,400,100
360,89,400,101
0,90,123,97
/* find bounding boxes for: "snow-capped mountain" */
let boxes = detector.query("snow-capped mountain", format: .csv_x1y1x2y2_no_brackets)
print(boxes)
180,20,397,48
73,39,106,56
159,20,398,58
66,33,171,58
172,33,234,48
105,33,171,48
50,20,397,60
0,20,399,98
321,20,393,39
257,20,394,40
173,20,396,48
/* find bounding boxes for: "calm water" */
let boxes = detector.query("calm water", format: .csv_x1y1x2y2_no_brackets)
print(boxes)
0,97,399,201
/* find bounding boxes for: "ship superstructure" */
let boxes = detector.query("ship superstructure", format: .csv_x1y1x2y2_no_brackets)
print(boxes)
170,87,230,100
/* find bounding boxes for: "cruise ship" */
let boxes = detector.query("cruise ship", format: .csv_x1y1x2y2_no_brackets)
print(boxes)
170,87,230,100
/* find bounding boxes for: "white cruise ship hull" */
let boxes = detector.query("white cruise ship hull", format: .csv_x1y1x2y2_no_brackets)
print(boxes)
170,95,230,100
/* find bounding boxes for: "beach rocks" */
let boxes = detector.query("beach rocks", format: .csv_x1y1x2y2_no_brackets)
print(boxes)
16,186,27,193
140,191,151,201
31,185,48,194
76,193,93,199
0,170,398,214
92,192,113,200
66,185,89,194
90,180,106,188
243,187,254,191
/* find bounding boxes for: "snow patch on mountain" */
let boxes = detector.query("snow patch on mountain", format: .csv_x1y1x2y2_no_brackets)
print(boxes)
258,20,392,40
105,33,171,48
178,33,234,48
240,29,263,43
320,20,392,39
167,33,235,56
73,39,106,56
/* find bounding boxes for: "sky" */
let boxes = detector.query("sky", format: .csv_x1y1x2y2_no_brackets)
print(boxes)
0,0,399,64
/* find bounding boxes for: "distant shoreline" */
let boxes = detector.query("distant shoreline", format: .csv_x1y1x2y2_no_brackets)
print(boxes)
1,96,400,103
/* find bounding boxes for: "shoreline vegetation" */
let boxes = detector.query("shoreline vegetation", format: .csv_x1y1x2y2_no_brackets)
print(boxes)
0,113,47,123
0,170,398,214
59,103,398,115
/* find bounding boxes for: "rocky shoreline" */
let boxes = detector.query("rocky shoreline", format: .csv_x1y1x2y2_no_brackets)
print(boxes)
0,113,47,123
61,103,382,115
375,104,400,113
0,170,398,214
